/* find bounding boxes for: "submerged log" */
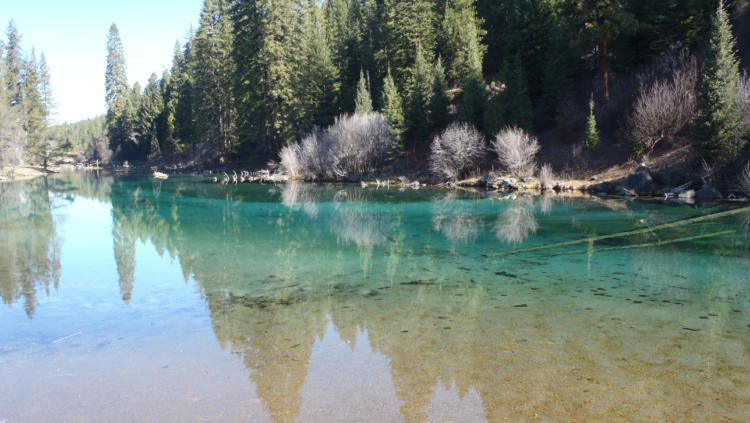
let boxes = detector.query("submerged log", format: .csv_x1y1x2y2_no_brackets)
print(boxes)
485,205,750,257
544,230,735,256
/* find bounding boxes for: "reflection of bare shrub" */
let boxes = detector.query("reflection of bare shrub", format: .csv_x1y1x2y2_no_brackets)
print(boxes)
538,163,555,190
628,51,697,156
330,205,387,247
741,162,750,196
429,122,486,181
495,204,538,245
280,182,320,217
280,113,394,180
491,126,539,178
431,192,482,243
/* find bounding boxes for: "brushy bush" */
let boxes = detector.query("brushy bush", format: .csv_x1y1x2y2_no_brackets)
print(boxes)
429,122,486,181
538,163,555,190
491,126,540,178
280,113,394,180
628,51,698,156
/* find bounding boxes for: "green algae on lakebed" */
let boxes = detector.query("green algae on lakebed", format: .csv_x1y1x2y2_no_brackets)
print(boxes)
1,173,749,422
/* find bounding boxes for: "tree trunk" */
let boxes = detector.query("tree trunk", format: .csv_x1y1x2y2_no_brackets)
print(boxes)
598,39,609,101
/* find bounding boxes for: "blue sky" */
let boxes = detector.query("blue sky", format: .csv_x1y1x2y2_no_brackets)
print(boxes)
1,0,203,123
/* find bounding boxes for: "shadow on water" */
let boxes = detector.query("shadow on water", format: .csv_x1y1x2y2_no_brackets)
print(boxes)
2,173,750,421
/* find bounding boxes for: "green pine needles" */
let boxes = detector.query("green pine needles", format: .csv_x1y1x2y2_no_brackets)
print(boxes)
694,1,744,164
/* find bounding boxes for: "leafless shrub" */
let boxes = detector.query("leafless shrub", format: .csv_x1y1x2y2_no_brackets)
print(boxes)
491,126,540,178
538,163,555,190
85,138,113,164
741,161,750,196
429,123,486,181
739,73,750,133
280,113,394,180
628,50,698,156
494,203,538,245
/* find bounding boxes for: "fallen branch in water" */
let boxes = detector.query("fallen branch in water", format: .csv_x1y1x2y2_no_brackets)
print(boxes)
485,205,750,257
542,230,735,257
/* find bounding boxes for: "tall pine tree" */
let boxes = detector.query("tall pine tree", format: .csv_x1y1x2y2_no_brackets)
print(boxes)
381,67,405,145
193,0,235,154
105,23,129,157
354,69,373,114
406,44,432,148
694,0,744,163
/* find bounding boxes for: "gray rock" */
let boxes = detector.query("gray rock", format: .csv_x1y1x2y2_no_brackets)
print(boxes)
677,189,695,199
695,185,722,201
625,167,657,195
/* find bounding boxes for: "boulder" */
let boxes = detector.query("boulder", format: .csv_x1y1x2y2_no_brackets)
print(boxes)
677,189,695,199
624,167,657,196
695,185,722,201
591,182,616,195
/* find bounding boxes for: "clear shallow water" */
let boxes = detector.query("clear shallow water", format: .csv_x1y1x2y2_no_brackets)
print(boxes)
1,173,749,422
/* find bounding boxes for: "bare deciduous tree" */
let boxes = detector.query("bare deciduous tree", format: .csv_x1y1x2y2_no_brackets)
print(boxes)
280,113,394,180
429,122,486,181
628,50,698,156
491,126,540,178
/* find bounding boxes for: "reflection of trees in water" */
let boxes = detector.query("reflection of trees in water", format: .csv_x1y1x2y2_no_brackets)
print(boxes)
431,192,482,244
0,179,61,317
494,198,538,245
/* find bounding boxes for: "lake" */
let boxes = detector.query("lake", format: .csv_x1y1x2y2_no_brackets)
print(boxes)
1,173,749,422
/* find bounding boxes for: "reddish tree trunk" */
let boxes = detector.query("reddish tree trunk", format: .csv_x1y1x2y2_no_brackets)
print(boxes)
598,39,609,101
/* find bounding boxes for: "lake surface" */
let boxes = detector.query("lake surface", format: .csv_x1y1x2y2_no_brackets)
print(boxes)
1,172,749,422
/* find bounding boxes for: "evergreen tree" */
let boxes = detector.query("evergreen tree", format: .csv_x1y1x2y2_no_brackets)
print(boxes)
4,21,23,108
233,0,302,157
381,67,405,146
429,56,450,133
193,0,235,153
406,45,432,148
458,34,485,130
21,50,49,166
694,1,744,163
299,1,340,129
503,53,533,130
173,38,196,151
443,0,486,84
137,73,163,158
585,95,600,150
539,22,572,126
383,0,438,90
354,69,373,114
105,23,129,156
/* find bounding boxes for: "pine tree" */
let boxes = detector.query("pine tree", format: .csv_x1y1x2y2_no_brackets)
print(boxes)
429,56,450,133
585,96,600,150
137,73,163,158
503,53,533,131
383,0,438,90
406,44,433,148
105,23,129,156
442,0,486,84
381,67,405,146
233,0,302,157
22,50,49,166
193,0,235,153
694,1,744,163
354,69,373,114
299,1,340,129
4,21,23,108
458,34,486,130
539,22,572,126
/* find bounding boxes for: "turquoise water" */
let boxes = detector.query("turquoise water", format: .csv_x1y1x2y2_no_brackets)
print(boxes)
1,173,749,422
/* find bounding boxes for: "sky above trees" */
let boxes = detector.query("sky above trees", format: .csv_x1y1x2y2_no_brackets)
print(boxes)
1,0,202,123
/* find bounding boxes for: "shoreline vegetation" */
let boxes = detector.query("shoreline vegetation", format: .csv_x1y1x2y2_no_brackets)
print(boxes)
2,2,750,204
